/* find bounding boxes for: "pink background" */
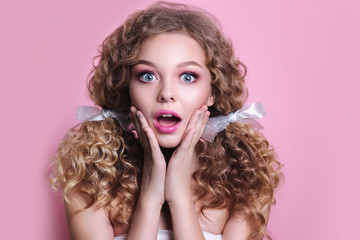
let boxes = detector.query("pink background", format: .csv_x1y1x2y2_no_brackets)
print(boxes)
1,0,359,239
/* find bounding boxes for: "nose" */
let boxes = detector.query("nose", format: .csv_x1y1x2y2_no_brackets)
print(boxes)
157,79,176,103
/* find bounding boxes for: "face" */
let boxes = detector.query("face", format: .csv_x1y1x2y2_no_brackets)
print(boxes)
129,33,214,148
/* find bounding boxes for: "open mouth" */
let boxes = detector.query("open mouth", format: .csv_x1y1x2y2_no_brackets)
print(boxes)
154,110,182,133
157,114,181,127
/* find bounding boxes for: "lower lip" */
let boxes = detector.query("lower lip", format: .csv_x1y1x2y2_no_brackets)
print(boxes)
154,120,181,133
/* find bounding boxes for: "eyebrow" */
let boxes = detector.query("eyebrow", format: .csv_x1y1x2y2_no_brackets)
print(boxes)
135,60,156,67
177,61,203,68
134,60,203,69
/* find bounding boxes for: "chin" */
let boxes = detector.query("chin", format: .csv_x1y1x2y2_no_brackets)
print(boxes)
159,143,179,149
156,135,182,149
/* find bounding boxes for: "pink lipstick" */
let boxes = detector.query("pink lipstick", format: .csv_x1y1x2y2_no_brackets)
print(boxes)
153,110,182,133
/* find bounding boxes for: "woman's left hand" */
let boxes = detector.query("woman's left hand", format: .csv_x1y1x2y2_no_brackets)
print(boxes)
164,105,210,205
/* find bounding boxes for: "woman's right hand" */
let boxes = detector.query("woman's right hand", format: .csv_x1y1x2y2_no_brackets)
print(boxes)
130,106,166,206
127,106,165,240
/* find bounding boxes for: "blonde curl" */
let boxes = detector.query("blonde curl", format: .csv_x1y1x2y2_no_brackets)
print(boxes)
52,2,282,238
52,118,143,224
194,123,281,239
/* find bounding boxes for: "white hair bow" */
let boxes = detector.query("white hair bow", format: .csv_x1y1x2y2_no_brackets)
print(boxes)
201,102,266,142
76,106,133,131
76,102,266,143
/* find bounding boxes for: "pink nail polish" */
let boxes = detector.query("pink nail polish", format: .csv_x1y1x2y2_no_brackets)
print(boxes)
132,130,138,139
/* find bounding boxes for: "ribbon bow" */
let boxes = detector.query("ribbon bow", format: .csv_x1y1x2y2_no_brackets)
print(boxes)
201,102,266,142
76,106,133,131
76,102,266,143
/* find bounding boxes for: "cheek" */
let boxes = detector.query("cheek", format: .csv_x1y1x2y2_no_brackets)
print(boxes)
129,81,145,107
128,81,136,101
196,84,213,104
180,87,211,108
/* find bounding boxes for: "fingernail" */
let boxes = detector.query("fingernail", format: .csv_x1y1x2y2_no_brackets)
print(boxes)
132,130,138,139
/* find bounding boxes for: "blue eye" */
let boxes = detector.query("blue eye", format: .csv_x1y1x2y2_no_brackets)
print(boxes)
139,72,157,82
180,73,197,83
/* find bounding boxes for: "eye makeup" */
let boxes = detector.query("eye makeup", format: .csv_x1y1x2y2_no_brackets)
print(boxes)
180,72,199,83
136,70,157,82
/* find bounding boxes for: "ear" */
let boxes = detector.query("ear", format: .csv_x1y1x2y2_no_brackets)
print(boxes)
206,91,215,107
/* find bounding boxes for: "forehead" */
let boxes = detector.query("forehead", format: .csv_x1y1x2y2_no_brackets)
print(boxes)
137,33,207,66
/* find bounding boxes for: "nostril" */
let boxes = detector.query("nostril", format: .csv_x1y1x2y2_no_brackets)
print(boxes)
158,93,175,102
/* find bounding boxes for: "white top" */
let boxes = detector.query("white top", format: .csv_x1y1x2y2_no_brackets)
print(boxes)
114,229,222,240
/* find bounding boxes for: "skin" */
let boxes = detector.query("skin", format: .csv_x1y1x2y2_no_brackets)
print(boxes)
128,33,215,148
64,33,269,240
127,33,214,240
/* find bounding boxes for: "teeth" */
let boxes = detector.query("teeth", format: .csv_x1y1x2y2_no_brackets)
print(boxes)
161,114,173,117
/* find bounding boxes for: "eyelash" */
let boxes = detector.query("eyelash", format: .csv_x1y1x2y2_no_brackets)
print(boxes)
180,72,198,83
137,71,157,82
136,71,199,83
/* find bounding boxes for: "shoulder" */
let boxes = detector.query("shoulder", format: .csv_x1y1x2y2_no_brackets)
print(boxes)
55,121,133,239
64,187,115,240
222,206,270,240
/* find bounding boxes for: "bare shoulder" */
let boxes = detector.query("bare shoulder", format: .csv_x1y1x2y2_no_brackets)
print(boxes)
222,207,270,240
64,188,114,240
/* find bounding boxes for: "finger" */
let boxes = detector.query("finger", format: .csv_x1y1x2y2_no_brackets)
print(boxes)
183,106,203,139
193,105,208,135
129,107,144,140
136,111,153,145
130,107,151,150
131,107,149,141
197,110,210,138
137,110,158,150
187,105,208,145
192,110,210,146
136,110,151,130
130,107,163,157
174,128,196,159
143,126,161,155
141,123,164,167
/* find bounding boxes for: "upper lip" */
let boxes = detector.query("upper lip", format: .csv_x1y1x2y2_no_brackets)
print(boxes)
154,110,182,120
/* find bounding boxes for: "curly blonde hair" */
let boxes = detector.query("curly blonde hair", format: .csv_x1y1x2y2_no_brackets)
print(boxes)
52,2,281,239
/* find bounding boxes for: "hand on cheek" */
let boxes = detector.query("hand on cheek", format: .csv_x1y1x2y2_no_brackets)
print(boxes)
129,106,166,205
165,105,210,204
129,105,210,205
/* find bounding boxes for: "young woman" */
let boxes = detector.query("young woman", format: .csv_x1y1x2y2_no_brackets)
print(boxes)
52,2,281,240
